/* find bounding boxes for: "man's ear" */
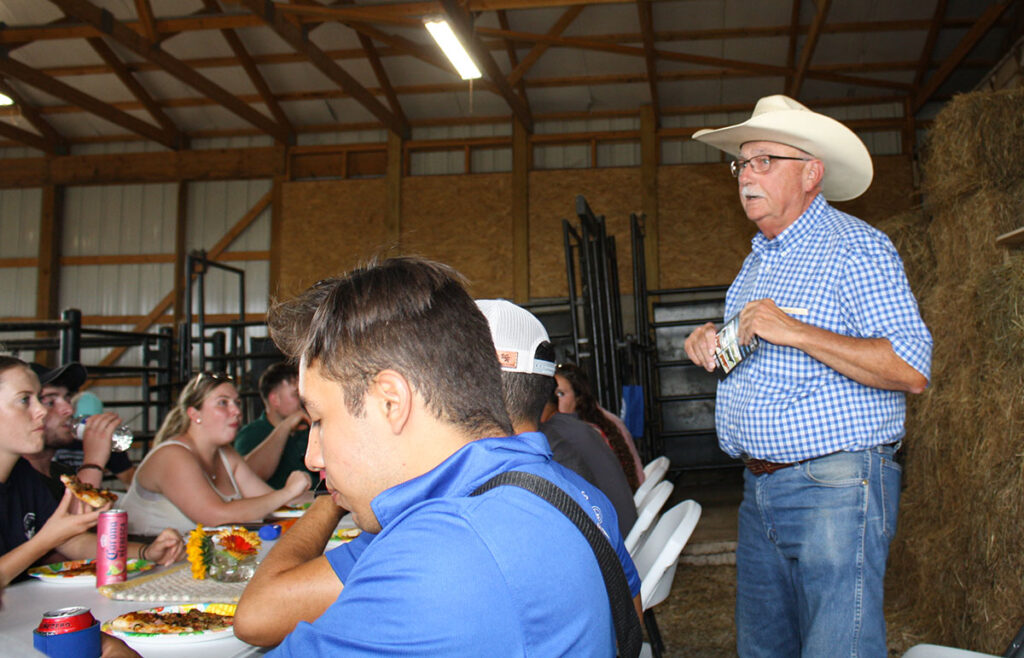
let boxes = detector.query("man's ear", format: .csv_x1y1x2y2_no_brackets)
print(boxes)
265,389,279,411
804,159,824,192
370,370,413,434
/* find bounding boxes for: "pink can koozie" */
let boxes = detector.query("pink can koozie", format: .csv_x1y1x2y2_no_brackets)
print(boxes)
96,510,127,587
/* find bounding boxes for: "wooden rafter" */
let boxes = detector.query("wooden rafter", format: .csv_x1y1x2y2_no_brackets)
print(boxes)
133,0,158,43
0,119,57,153
236,0,410,138
506,5,583,86
784,0,800,91
913,1,1013,111
439,0,534,132
913,0,949,90
636,0,659,118
357,33,409,125
50,0,290,144
787,0,831,97
0,78,68,153
85,37,184,144
497,10,529,103
96,192,272,368
347,22,459,76
0,55,178,148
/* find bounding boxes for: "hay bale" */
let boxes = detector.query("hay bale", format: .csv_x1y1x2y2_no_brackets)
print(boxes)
887,86,1024,653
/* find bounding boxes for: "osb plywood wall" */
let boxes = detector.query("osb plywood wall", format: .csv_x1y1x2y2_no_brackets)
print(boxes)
278,179,388,299
528,167,642,299
277,155,915,301
400,173,513,299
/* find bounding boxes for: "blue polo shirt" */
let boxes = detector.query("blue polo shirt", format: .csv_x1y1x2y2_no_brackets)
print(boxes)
717,194,932,462
271,432,640,656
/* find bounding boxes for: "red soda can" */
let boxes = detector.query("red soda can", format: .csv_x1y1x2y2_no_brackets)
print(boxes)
36,607,95,635
96,509,128,587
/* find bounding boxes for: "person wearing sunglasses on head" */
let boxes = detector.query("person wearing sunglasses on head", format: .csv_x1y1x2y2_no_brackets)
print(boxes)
684,95,932,657
119,371,310,536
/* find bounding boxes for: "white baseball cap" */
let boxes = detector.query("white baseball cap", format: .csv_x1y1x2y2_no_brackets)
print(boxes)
476,299,556,376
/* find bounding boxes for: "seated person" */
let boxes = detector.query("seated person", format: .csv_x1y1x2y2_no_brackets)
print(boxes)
476,299,638,538
24,362,134,501
0,356,183,587
234,362,315,489
119,372,310,536
556,362,645,490
234,258,640,653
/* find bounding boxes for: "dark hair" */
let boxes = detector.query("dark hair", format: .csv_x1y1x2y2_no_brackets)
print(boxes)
154,372,235,445
259,362,298,402
500,342,556,428
556,362,640,491
268,256,512,437
0,355,29,378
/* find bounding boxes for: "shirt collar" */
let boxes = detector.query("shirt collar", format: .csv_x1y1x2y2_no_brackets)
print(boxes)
751,193,827,256
370,432,553,528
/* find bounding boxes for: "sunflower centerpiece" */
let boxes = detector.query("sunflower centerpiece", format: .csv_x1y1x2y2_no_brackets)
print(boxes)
186,525,261,582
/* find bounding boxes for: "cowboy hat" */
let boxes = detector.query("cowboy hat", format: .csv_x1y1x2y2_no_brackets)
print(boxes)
692,95,873,201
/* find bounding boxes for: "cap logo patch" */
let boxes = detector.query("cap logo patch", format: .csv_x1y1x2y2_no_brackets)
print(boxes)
496,350,519,369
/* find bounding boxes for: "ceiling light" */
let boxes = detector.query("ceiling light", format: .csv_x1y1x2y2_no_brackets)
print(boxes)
0,93,13,107
424,18,482,81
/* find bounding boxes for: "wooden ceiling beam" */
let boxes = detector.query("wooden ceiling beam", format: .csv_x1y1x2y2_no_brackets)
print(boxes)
0,55,178,148
235,0,410,138
85,37,184,144
787,0,830,97
506,5,583,86
497,10,530,104
133,0,158,43
913,1,1013,111
0,78,68,153
50,0,290,144
0,119,60,154
439,0,534,132
913,0,949,91
358,32,410,126
784,0,800,91
636,0,659,120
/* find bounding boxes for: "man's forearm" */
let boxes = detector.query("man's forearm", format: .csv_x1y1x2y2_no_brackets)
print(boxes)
792,325,928,393
241,425,292,480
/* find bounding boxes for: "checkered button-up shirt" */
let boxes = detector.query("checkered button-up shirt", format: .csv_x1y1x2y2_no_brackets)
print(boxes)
716,194,932,462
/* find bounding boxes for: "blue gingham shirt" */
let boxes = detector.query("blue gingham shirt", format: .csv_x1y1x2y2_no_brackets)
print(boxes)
716,194,932,462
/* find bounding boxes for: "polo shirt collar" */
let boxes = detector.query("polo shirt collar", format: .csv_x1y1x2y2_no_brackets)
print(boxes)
752,193,827,256
370,432,552,528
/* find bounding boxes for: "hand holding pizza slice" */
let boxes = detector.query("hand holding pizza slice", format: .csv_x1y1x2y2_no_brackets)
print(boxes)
59,473,118,509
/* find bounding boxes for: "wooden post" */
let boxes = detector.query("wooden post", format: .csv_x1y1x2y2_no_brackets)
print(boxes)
269,174,285,298
386,130,403,249
36,184,64,366
640,105,660,291
172,181,188,331
512,118,530,303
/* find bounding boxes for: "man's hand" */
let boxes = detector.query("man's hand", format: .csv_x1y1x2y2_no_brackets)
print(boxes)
283,410,310,432
78,412,124,487
144,529,186,565
737,299,804,347
684,321,719,372
101,632,142,657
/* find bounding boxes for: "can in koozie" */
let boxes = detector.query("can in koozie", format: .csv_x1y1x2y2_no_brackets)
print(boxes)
96,509,128,587
33,607,101,658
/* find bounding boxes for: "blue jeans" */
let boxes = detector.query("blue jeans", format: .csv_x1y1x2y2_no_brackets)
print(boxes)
735,445,901,658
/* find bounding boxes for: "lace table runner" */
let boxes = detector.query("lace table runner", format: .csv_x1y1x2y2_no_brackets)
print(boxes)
99,563,247,603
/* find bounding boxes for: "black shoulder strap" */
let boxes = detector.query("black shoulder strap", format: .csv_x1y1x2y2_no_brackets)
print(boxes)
472,470,643,658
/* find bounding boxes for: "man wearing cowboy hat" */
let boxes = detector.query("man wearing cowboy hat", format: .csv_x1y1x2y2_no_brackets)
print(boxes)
685,95,932,656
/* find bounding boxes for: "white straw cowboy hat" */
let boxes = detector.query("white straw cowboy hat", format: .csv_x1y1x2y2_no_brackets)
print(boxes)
692,95,873,202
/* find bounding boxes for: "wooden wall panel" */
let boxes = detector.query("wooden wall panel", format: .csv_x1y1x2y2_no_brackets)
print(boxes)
529,167,642,299
278,179,389,300
400,173,513,299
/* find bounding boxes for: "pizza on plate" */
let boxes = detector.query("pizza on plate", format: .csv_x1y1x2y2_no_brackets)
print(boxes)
59,473,118,508
108,608,234,635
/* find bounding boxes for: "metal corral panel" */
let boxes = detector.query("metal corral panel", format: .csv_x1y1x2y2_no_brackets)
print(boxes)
0,187,42,258
63,184,178,255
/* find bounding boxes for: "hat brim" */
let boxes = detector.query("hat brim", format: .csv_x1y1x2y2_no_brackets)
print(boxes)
31,362,87,391
693,109,873,202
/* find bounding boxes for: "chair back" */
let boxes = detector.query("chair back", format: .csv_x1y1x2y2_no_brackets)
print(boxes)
634,499,702,610
633,456,670,507
625,480,674,556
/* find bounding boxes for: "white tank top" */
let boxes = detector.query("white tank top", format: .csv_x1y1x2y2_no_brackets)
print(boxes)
119,440,242,536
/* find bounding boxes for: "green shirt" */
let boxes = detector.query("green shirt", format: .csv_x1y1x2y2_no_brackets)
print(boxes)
234,412,314,489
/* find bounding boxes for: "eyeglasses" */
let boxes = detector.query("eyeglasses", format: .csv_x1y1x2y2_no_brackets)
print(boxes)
730,155,810,178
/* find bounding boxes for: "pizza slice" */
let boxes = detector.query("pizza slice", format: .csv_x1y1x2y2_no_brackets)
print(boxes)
59,473,118,509
109,609,233,634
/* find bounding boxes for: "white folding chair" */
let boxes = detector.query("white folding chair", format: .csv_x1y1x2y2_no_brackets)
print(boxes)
625,480,673,557
632,456,670,507
633,499,702,658
903,647,998,658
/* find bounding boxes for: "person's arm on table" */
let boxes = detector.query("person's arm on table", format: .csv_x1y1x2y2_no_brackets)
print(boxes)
234,495,345,647
227,448,310,503
239,411,308,481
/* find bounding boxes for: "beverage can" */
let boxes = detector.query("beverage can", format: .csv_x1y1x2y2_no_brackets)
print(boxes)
96,510,128,587
36,607,95,635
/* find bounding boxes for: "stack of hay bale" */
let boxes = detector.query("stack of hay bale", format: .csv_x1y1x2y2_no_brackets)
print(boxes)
885,86,1024,652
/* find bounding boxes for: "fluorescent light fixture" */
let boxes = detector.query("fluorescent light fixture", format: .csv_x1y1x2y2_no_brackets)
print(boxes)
0,93,13,107
424,18,482,81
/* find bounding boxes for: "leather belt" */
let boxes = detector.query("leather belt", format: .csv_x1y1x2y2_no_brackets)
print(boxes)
741,455,797,476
